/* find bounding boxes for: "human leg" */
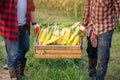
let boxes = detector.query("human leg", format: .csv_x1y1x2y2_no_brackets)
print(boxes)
18,26,30,76
96,30,114,80
4,38,21,80
87,36,97,79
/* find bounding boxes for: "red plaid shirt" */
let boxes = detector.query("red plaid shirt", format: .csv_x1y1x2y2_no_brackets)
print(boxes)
82,0,120,35
0,0,35,42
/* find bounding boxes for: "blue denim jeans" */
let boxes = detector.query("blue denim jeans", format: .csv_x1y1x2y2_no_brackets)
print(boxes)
87,30,114,80
4,26,30,67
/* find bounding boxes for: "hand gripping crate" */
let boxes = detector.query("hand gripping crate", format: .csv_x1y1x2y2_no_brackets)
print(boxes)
34,37,83,59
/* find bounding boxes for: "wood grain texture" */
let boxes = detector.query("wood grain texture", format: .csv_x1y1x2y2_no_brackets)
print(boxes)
34,45,81,58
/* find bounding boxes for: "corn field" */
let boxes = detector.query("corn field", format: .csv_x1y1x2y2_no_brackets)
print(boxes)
35,0,84,19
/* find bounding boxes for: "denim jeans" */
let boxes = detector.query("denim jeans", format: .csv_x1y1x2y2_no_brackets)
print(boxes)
87,30,114,80
4,26,30,67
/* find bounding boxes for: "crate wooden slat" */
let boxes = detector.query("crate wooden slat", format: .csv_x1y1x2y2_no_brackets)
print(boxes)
34,45,81,59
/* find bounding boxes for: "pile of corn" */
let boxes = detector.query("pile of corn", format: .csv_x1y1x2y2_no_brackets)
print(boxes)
36,22,84,45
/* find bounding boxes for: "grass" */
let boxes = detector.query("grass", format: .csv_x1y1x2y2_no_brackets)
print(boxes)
106,32,120,80
0,1,120,80
0,38,6,70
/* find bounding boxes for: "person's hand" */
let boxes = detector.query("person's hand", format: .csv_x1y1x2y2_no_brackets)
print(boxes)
79,25,86,37
80,25,86,33
32,23,40,36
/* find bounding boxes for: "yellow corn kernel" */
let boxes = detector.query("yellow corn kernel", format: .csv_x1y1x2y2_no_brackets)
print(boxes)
45,37,60,45
71,35,80,45
67,30,79,45
62,29,71,44
37,28,44,43
42,32,52,45
39,28,48,44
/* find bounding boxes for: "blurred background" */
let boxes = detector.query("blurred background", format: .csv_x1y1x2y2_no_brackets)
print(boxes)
0,0,120,80
35,0,84,19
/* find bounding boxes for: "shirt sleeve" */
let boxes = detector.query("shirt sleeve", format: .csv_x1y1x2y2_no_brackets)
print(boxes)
114,0,120,21
29,0,35,11
81,0,90,27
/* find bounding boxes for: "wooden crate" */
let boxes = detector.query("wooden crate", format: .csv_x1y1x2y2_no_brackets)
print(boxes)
34,44,81,59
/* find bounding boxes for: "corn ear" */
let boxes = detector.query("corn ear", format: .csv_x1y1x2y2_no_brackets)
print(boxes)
53,29,60,37
70,22,80,29
42,32,52,45
45,37,60,45
67,30,79,45
37,28,44,44
62,28,71,44
39,28,48,44
57,29,66,44
71,35,80,45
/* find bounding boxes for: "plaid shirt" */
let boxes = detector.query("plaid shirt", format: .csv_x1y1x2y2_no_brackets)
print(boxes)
0,0,35,42
82,0,120,35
